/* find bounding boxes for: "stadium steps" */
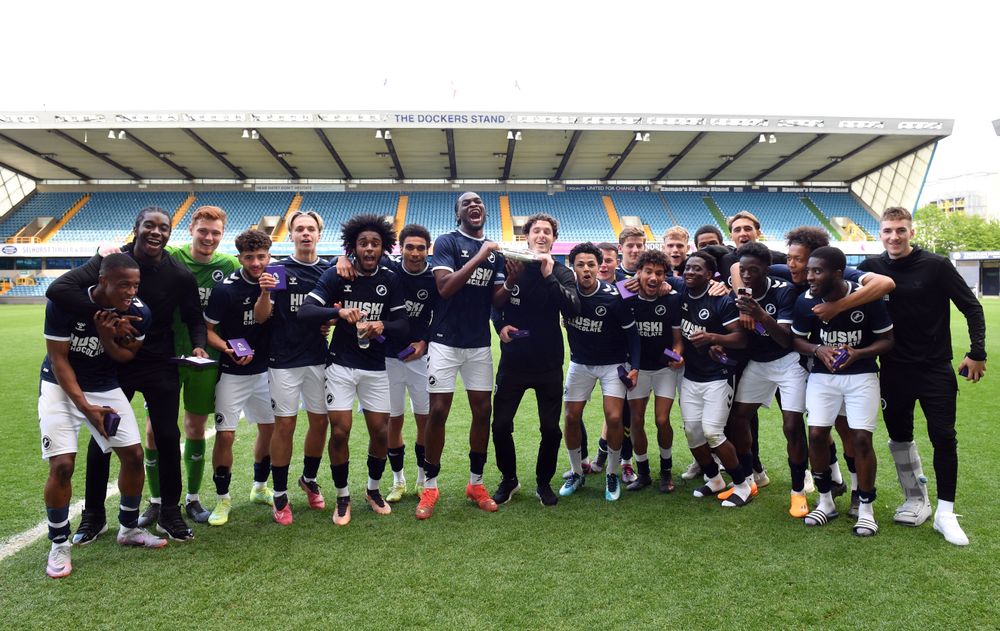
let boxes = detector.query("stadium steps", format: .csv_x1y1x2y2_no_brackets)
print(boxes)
171,194,197,228
394,195,409,235
39,194,90,243
701,196,729,233
602,196,622,237
272,193,303,242
799,197,842,239
499,195,514,242
657,194,682,226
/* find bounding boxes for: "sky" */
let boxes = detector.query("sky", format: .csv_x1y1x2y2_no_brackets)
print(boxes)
4,1,997,208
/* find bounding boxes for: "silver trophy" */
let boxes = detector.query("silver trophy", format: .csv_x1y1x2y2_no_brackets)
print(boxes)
498,247,538,263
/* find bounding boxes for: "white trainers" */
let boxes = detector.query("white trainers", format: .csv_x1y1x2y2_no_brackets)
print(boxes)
894,499,932,526
803,469,815,494
46,543,72,578
117,526,169,548
753,469,771,488
933,512,969,546
680,460,702,480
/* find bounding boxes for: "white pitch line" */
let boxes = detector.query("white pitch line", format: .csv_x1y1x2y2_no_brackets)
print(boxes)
0,427,217,562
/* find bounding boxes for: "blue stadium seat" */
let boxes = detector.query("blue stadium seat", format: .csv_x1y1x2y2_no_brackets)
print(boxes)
407,192,502,242
0,193,82,239
507,192,610,243
49,193,188,243
711,192,833,242
175,192,294,236
809,193,878,237
299,192,400,243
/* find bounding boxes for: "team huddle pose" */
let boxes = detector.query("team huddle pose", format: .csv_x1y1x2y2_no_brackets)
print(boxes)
36,193,986,578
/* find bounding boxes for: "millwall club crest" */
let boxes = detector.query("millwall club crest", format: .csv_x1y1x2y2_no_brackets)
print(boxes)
212,269,224,282
850,310,865,323
487,252,496,264
417,289,429,300
42,435,51,450
698,308,710,320
510,284,520,297
376,285,387,296
214,413,224,426
765,303,776,315
654,305,666,316
595,306,607,317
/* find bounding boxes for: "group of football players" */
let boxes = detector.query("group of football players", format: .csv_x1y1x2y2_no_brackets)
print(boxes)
37,192,986,578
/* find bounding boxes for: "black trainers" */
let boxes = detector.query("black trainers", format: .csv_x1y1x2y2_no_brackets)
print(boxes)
185,500,211,524
136,502,160,528
658,471,676,493
156,504,194,541
492,478,521,505
626,473,653,492
831,480,848,498
71,509,108,546
535,484,558,507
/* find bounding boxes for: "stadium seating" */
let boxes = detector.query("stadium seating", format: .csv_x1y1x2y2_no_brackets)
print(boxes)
711,192,835,242
0,193,82,239
174,192,294,236
809,193,878,237
407,192,502,241
49,192,188,243
298,192,400,243
4,190,878,250
3,277,53,297
507,192,610,242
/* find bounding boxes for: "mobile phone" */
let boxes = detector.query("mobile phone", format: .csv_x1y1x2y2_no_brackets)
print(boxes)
617,365,633,387
508,329,531,339
103,412,121,437
397,346,416,360
959,366,969,377
737,286,751,298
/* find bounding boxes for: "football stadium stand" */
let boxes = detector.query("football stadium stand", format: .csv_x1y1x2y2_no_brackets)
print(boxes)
1,189,881,249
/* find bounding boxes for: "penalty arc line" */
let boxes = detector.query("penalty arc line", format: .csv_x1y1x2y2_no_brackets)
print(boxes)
0,427,217,562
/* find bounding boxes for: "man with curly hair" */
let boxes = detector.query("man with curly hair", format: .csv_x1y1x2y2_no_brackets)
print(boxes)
299,215,408,526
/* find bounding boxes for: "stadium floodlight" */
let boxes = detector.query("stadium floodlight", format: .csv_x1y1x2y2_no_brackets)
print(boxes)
758,134,766,143
118,131,126,140
375,130,383,139
634,132,650,142
507,131,514,140
108,130,116,139
768,134,776,144
384,130,392,140
242,129,250,139
251,130,259,140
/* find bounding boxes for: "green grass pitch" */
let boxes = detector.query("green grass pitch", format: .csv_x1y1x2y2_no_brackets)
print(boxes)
1,301,998,629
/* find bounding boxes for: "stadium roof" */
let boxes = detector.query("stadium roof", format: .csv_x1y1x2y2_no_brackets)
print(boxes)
0,110,951,185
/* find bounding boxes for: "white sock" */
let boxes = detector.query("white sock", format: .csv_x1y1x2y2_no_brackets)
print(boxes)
416,467,426,485
608,448,622,476
302,476,317,483
367,477,380,491
816,491,835,513
273,490,286,498
185,493,199,503
850,472,859,491
659,447,673,460
423,476,438,489
393,469,406,485
829,463,844,485
732,479,752,502
937,499,955,515
568,447,583,476
858,499,874,520
705,473,726,492
150,497,162,505
336,486,350,498
253,481,266,490
469,471,483,486
636,452,649,463
217,493,231,501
